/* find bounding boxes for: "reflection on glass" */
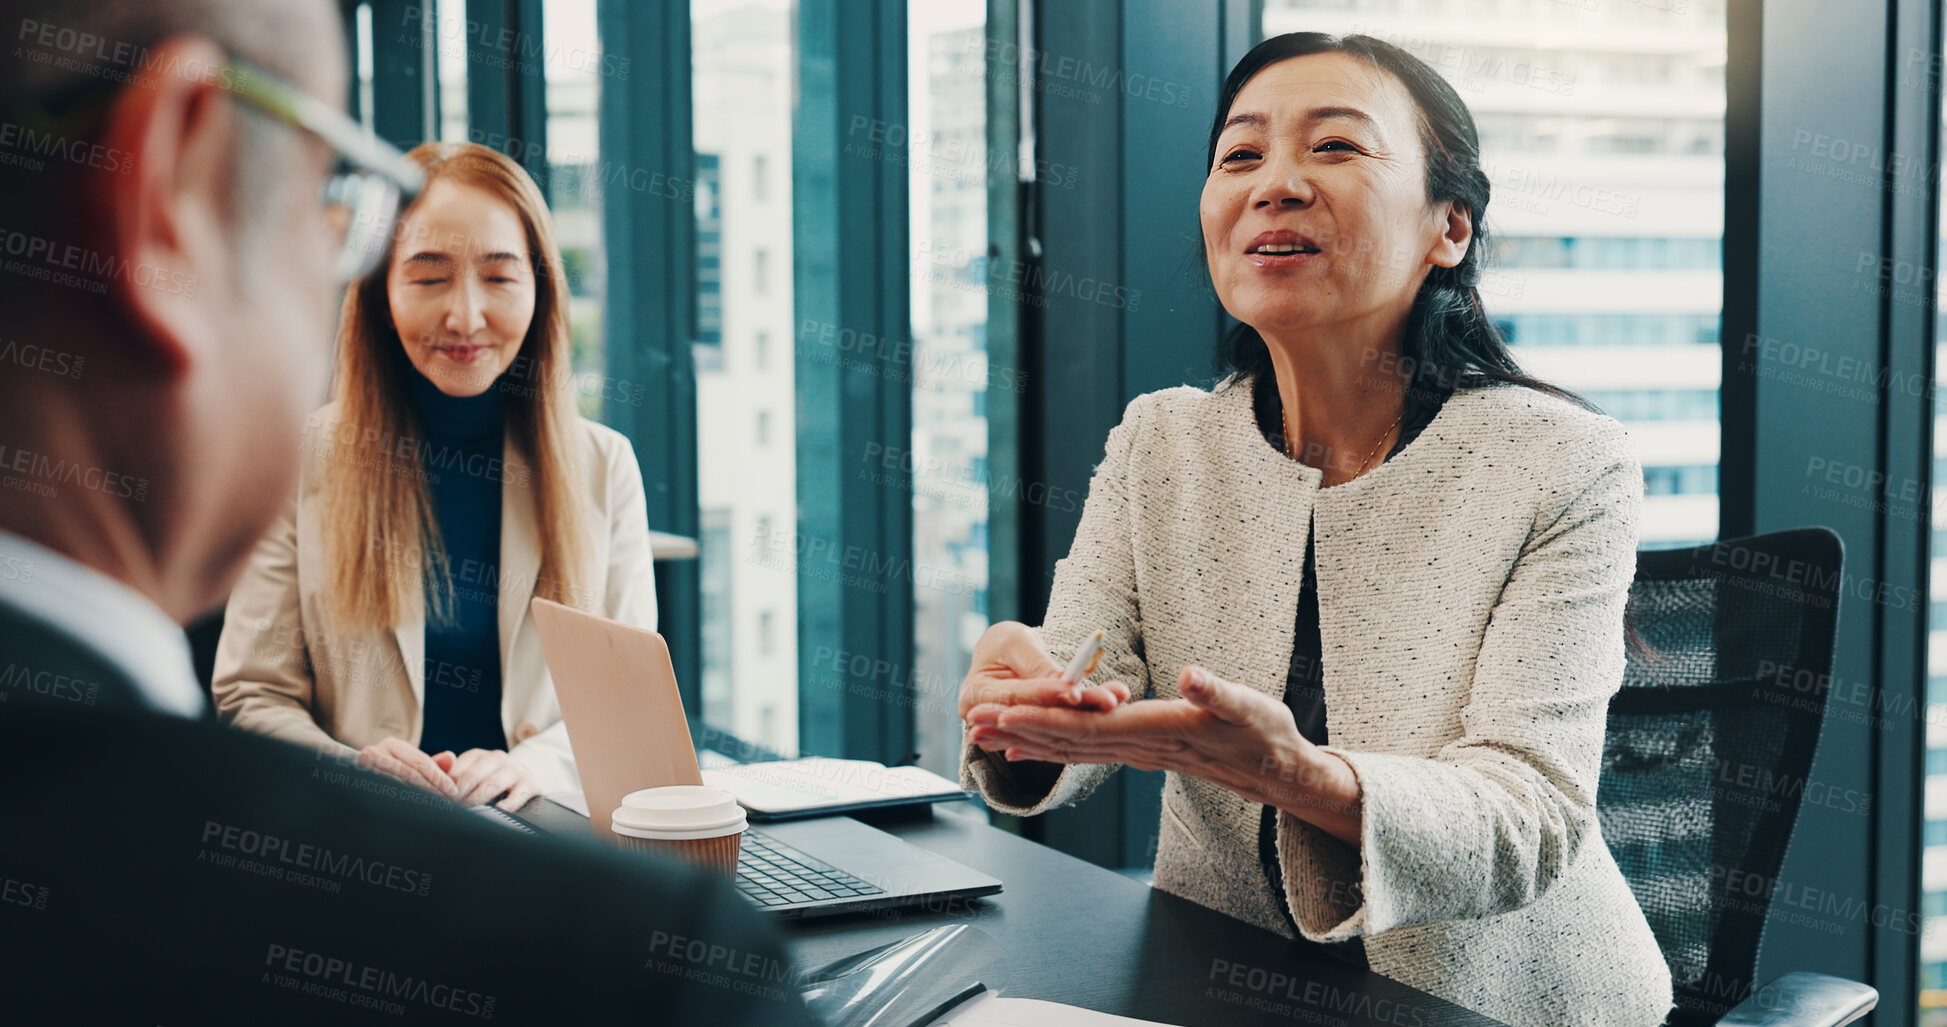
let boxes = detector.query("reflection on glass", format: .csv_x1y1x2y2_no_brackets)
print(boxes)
694,0,798,755
1264,0,1726,549
1923,38,1947,1019
353,2,374,133
910,0,990,779
435,0,467,142
544,0,606,419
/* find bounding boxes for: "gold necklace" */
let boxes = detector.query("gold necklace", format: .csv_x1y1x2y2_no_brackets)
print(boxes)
1283,402,1405,485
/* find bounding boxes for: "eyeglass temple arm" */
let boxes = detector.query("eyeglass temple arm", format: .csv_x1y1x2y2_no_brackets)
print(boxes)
223,61,425,199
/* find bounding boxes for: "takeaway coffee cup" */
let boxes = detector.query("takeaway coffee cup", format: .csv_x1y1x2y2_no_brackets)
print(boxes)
610,785,747,876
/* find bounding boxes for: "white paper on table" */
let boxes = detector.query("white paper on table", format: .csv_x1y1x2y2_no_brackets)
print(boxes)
701,757,965,814
698,747,742,769
925,989,1178,1026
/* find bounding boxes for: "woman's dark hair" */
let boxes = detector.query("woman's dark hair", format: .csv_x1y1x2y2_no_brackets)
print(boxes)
1209,35,1659,660
1207,32,1588,411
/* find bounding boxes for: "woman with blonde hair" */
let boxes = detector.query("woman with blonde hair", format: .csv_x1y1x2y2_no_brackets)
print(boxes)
213,142,655,811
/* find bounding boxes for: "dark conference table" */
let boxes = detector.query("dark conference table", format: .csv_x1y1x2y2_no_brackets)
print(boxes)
781,802,1510,1027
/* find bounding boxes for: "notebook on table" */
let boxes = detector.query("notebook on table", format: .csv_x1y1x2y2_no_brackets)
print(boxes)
703,757,970,822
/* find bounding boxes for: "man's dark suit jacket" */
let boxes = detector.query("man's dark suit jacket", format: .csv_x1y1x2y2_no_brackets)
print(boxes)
0,600,817,1025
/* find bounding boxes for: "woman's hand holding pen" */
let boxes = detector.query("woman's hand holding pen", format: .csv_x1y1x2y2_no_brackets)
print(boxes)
958,622,1128,791
957,621,1131,721
965,658,1364,847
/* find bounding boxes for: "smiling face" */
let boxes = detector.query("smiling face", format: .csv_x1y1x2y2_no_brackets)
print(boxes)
385,178,537,397
1201,52,1470,346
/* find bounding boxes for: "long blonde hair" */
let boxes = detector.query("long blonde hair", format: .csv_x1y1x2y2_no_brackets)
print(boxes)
320,142,587,634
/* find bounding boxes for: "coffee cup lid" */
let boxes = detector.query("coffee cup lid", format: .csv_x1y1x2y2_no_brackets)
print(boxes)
611,785,748,840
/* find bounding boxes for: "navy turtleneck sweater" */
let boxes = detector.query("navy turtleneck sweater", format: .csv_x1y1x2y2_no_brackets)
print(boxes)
405,368,507,758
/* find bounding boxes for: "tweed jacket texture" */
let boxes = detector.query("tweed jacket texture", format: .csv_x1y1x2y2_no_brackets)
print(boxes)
962,377,1674,1027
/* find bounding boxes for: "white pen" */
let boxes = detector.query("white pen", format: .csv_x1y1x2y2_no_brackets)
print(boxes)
1060,629,1107,702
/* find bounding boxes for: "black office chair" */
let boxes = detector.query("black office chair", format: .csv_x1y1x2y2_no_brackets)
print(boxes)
1598,528,1877,1027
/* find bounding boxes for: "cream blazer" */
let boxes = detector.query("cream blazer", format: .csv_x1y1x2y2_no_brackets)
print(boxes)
962,378,1674,1027
212,404,657,797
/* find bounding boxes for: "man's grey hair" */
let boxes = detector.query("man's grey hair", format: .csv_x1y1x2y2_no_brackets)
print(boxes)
0,0,344,289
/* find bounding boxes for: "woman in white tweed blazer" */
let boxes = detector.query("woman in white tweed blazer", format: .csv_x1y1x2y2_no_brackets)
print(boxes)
957,32,1673,1027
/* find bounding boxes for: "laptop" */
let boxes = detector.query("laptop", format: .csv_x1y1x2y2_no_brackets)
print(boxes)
511,597,1001,919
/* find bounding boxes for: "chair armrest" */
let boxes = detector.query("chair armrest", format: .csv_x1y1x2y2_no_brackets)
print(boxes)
1715,972,1876,1027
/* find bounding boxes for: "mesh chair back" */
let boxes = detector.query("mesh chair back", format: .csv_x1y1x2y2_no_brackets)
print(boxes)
1596,528,1842,1027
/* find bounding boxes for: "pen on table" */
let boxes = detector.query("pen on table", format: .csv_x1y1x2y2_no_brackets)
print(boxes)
1060,628,1106,704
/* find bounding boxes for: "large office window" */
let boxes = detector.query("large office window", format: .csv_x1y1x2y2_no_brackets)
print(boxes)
350,3,375,131
692,0,799,755
349,0,1937,1012
1922,56,1947,1020
1929,440,1947,1014
545,0,608,419
379,0,981,769
1262,0,1727,549
434,0,467,142
908,0,990,778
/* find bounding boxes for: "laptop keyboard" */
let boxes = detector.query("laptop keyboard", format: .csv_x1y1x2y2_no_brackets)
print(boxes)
736,829,885,908
469,804,539,834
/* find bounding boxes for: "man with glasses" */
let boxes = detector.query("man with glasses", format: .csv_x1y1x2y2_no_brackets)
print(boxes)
0,3,814,1022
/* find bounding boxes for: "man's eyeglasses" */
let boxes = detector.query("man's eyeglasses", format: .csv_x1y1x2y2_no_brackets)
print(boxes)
217,60,425,282
9,56,423,283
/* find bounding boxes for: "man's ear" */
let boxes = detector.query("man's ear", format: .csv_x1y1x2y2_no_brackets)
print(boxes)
1428,200,1475,270
84,36,237,377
